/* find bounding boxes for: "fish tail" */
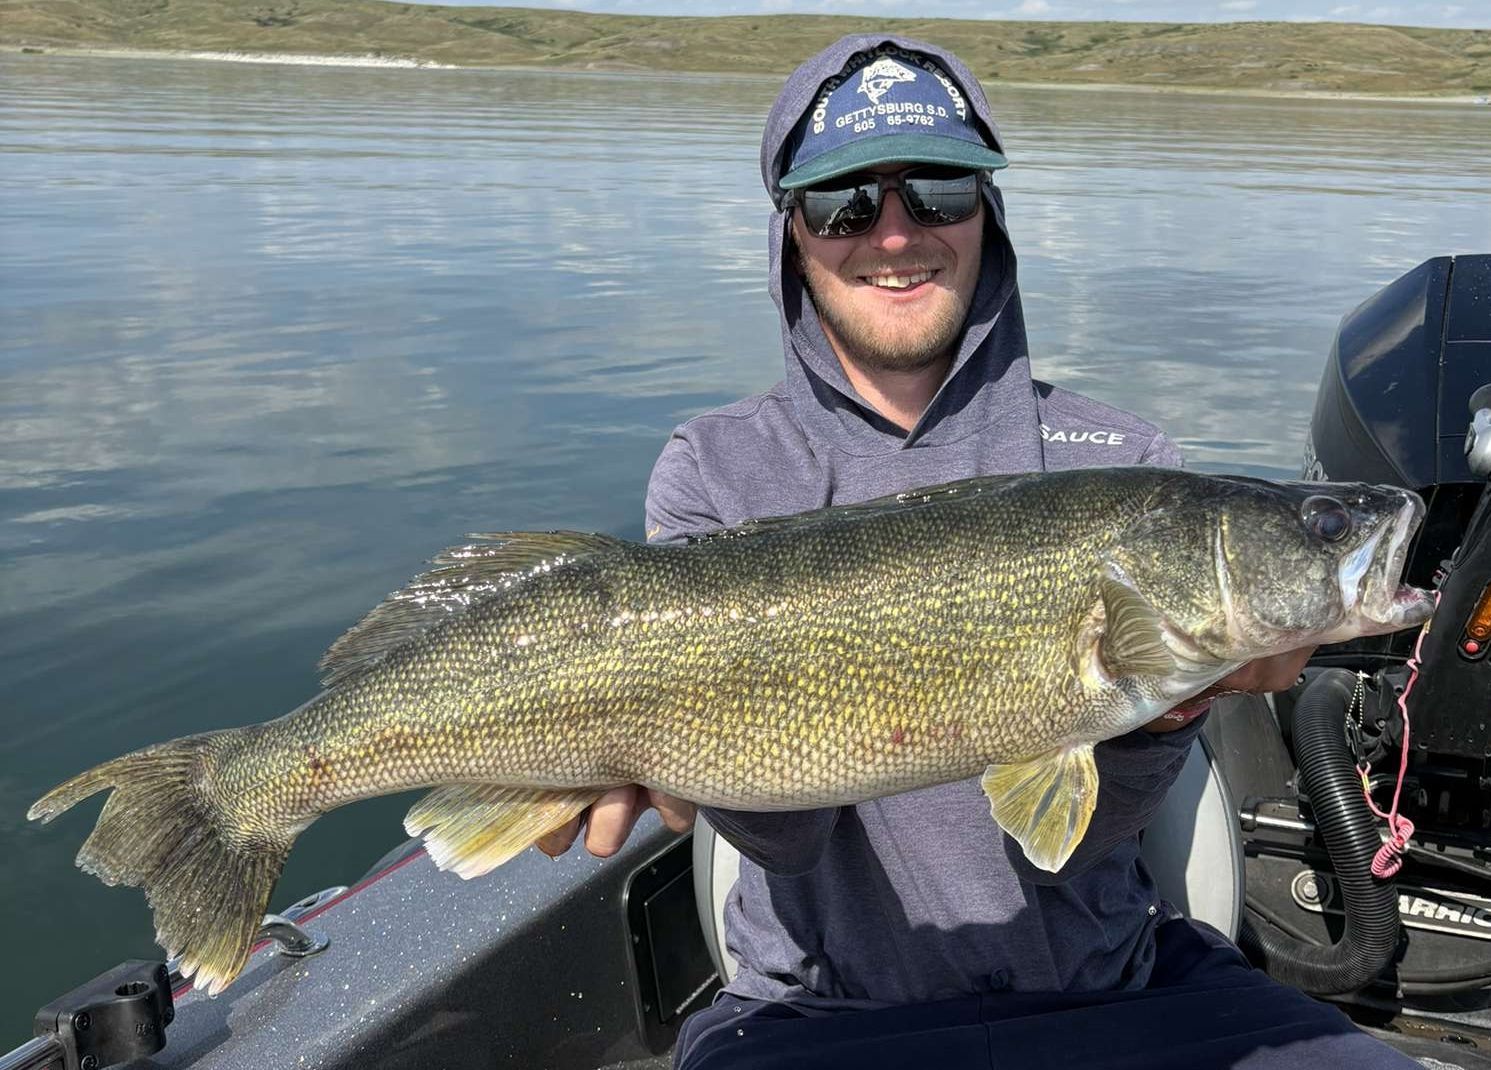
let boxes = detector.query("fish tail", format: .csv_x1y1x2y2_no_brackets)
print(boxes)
28,733,294,995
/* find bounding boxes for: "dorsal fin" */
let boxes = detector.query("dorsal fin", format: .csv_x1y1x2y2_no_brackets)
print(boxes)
690,473,1030,544
318,531,626,687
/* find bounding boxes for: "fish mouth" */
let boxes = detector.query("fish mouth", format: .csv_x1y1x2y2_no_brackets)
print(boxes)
1355,489,1434,632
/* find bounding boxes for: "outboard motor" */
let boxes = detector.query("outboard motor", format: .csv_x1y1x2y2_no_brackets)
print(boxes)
1210,255,1491,1057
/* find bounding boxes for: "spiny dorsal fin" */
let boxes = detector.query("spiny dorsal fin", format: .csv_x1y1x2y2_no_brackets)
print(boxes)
318,531,626,687
690,473,1030,543
405,783,601,878
1098,575,1175,678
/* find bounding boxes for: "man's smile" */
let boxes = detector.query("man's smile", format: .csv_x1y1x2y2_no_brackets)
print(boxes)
860,267,941,292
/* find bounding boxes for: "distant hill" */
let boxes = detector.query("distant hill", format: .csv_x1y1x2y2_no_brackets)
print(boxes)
4,0,1489,97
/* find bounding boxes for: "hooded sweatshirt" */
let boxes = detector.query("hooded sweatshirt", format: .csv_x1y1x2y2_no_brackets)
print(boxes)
644,35,1205,1007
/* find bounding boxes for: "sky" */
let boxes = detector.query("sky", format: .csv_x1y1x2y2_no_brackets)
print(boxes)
416,1,1487,30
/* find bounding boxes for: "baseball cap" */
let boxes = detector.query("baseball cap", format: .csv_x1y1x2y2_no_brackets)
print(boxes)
779,44,1009,191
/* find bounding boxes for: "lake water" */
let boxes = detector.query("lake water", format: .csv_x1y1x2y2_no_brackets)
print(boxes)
1,51,1487,1041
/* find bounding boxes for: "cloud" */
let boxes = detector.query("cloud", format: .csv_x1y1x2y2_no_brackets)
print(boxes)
1329,4,1360,12
1219,0,1257,9
1015,0,1052,11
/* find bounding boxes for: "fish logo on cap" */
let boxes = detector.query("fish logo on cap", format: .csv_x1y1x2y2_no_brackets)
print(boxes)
857,58,917,105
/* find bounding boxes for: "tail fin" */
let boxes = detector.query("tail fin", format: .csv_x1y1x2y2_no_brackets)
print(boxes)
28,734,294,995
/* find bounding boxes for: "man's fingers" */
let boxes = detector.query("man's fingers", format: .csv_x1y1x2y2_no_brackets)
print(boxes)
533,786,699,859
1151,647,1316,733
1245,647,1314,692
585,785,645,858
649,789,698,833
1217,646,1317,696
535,813,583,858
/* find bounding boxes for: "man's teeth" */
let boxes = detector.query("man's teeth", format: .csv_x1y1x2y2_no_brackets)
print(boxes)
867,270,935,290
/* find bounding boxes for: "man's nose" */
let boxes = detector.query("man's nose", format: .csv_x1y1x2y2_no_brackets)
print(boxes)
868,187,918,253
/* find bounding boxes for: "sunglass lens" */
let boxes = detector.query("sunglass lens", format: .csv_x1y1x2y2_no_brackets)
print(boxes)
800,179,882,237
903,171,980,226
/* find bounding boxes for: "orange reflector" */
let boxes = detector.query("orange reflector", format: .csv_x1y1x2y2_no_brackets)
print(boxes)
1466,583,1491,640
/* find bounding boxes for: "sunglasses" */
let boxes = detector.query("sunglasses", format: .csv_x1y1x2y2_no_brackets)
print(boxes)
785,166,987,239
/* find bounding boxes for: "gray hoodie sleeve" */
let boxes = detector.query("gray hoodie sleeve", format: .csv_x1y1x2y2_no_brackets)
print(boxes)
1139,429,1184,468
644,433,722,544
645,433,842,874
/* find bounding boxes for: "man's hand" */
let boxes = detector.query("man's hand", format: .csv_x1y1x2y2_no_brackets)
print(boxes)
1144,645,1316,733
535,785,697,859
1214,646,1317,694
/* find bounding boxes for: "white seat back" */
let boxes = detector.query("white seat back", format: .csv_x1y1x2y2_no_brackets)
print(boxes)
1141,733,1245,937
692,736,1243,983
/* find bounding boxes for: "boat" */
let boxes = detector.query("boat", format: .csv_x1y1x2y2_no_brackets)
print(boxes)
6,254,1491,1070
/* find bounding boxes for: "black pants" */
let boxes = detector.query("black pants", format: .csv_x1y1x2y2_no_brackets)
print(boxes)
675,919,1422,1069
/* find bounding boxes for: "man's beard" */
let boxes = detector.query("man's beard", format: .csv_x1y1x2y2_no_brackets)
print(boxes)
800,258,974,374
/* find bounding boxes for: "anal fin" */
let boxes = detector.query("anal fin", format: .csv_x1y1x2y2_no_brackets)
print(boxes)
405,784,600,878
981,744,1099,873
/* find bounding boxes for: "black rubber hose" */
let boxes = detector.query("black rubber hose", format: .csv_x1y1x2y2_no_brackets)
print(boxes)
1237,669,1402,994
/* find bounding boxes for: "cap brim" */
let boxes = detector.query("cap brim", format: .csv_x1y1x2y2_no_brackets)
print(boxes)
780,133,1009,190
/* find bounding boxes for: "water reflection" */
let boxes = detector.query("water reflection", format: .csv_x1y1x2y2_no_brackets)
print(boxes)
1,52,1488,1035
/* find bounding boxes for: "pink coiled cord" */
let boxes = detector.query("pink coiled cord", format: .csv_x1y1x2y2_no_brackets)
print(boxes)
1358,591,1439,879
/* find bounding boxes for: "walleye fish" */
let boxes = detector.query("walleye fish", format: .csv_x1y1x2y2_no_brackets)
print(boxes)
29,467,1432,994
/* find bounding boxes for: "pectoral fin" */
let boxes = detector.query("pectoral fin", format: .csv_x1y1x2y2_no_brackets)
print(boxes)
981,744,1099,872
1098,576,1174,678
405,784,600,878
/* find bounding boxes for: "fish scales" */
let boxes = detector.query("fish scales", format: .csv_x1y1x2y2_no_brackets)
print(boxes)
29,466,1433,994
212,471,1149,827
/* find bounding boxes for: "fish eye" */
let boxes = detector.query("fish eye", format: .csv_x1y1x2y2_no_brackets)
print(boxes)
1301,495,1352,543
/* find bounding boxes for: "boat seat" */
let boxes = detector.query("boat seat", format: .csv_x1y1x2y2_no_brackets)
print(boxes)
691,734,1244,983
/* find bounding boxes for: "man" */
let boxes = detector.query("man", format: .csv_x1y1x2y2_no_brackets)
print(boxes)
540,34,1419,1069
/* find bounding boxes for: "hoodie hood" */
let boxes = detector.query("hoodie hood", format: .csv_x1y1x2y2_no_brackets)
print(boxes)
761,35,1042,467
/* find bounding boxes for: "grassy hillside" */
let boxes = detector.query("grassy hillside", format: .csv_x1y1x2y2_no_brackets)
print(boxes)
4,0,1489,96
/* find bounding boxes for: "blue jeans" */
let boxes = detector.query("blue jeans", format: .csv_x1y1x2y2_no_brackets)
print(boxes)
674,919,1422,1069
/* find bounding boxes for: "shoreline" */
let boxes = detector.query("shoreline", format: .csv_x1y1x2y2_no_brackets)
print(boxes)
6,44,459,70
985,78,1488,106
6,44,1487,105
